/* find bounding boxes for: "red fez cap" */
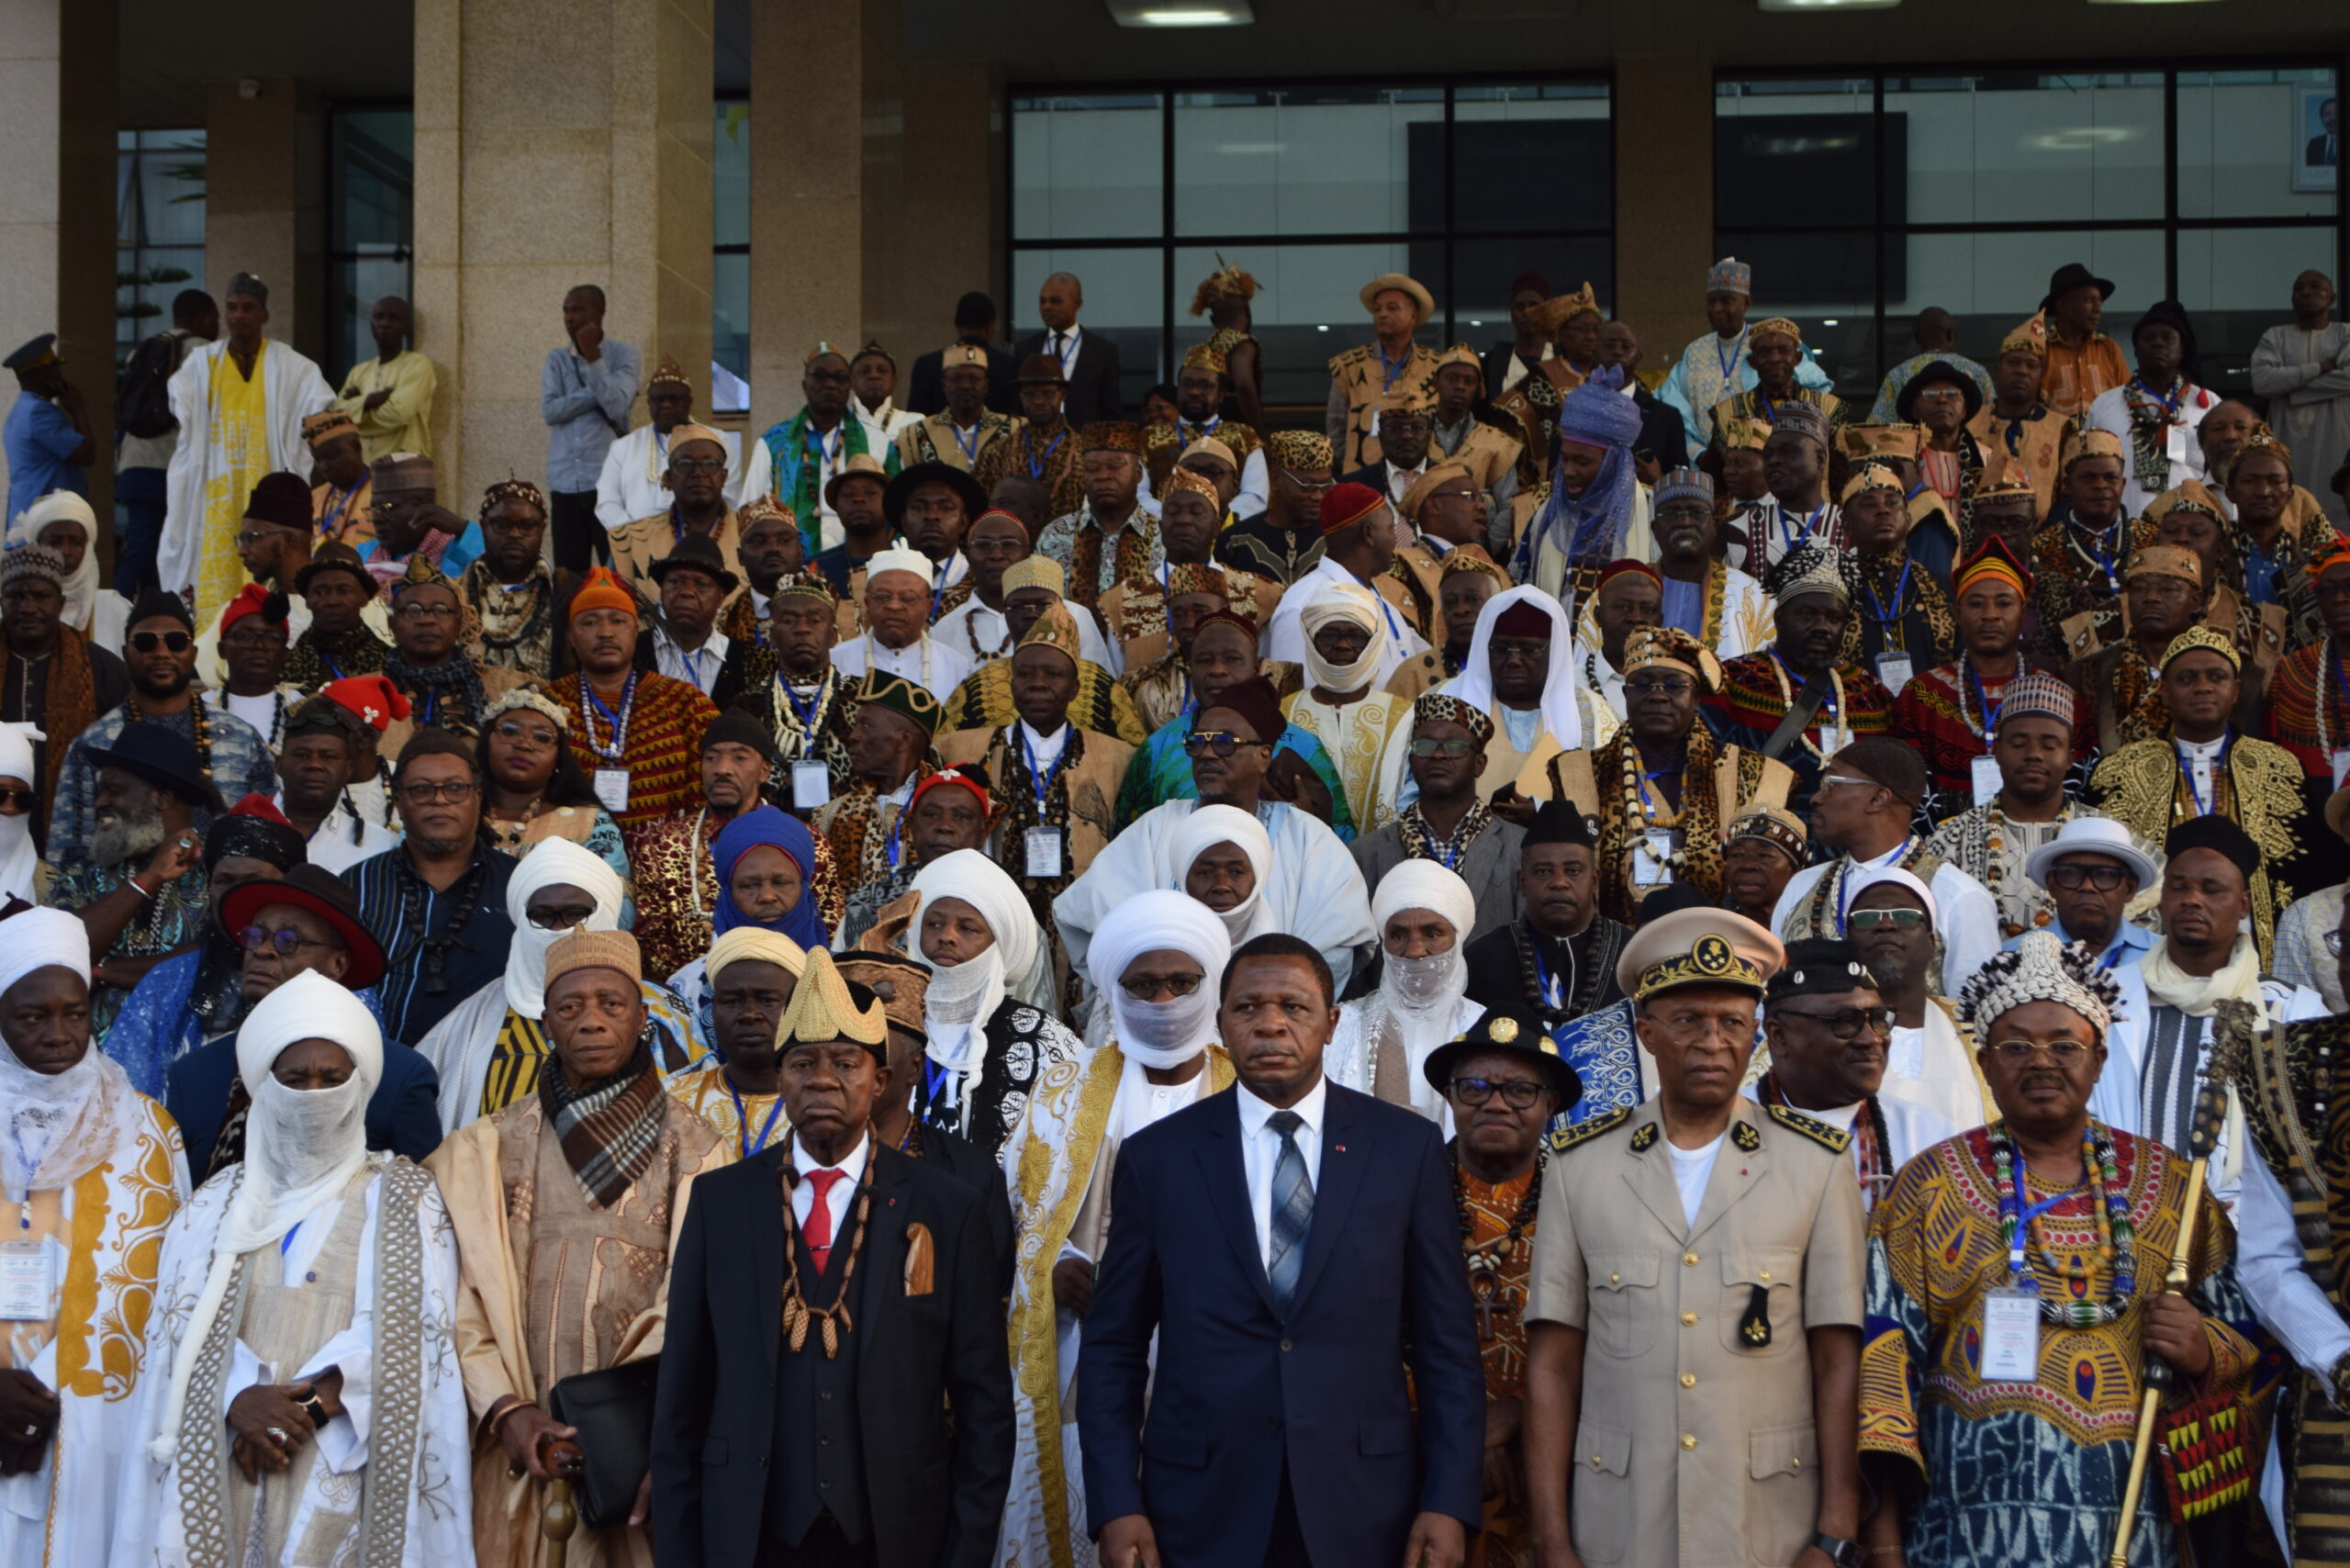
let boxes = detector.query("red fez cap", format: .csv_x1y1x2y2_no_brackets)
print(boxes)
1318,480,1386,537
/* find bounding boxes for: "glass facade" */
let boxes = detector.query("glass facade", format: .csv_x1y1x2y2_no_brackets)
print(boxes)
327,108,414,384
1715,66,2344,401
713,97,750,409
1010,82,1612,412
117,130,207,363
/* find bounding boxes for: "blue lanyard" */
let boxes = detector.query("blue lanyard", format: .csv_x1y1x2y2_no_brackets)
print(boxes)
1716,328,1748,382
952,421,983,463
2130,376,2186,422
885,803,905,868
1528,935,1565,1009
281,1221,303,1256
1864,558,1914,628
2017,1182,2086,1228
1969,664,2002,747
1377,344,1412,391
1022,724,1069,812
1834,838,1914,935
1179,418,1219,451
1767,649,1837,725
1779,504,1826,558
1053,330,1080,380
2073,519,2121,595
1026,428,1068,480
807,419,843,472
726,1077,787,1159
581,670,638,761
319,485,360,538
1635,767,1673,820
2177,730,2228,816
779,672,823,729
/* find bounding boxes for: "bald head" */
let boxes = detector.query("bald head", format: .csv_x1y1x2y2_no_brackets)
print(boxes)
1039,273,1084,333
1914,308,1954,352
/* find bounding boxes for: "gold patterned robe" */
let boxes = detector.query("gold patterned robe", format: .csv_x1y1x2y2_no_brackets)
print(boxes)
1281,687,1413,833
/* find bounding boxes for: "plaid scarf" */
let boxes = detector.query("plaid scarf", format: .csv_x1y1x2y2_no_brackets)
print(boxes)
538,1041,665,1207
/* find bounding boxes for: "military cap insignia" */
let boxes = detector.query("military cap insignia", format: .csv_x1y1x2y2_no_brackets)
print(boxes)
1629,1121,1660,1152
1732,1122,1762,1152
1768,1103,1852,1153
1548,1106,1630,1155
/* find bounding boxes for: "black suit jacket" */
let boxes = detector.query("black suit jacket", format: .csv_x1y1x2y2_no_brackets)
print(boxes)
912,1122,1014,1297
651,1140,1014,1568
1630,386,1691,470
165,1032,443,1176
1011,328,1124,425
907,337,1021,420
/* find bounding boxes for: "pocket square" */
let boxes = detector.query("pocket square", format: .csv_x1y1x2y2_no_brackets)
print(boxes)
904,1222,934,1296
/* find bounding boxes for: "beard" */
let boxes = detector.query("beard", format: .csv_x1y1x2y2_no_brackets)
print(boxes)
412,832,473,858
94,811,167,867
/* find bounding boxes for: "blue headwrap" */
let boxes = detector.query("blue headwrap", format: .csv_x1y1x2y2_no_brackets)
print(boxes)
1514,364,1643,583
712,805,830,950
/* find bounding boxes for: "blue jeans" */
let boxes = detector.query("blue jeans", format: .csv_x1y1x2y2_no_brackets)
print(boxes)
115,466,165,598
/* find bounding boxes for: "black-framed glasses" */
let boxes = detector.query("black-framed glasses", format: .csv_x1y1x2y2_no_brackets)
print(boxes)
1847,907,1929,931
1277,467,1334,494
527,904,598,931
1774,1004,1896,1040
1119,972,1203,1002
129,631,192,654
2046,863,2132,892
1408,736,1477,758
670,456,726,476
397,778,478,805
394,601,461,622
1449,1076,1550,1109
1184,730,1267,758
237,924,332,957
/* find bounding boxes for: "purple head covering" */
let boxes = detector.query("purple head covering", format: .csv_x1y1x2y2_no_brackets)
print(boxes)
712,805,830,950
1516,364,1643,583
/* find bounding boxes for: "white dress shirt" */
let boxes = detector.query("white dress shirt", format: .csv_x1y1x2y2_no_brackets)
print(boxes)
655,627,731,695
2177,734,2226,815
1235,1075,1326,1272
790,1129,871,1240
829,631,975,704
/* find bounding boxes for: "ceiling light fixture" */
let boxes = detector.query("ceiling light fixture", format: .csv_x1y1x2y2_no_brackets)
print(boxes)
1757,0,1901,12
1107,0,1255,25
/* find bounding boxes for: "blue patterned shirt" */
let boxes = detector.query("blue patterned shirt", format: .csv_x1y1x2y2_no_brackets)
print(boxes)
49,701,278,871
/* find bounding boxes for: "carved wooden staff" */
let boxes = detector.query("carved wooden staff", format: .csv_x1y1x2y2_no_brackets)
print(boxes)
543,1477,576,1568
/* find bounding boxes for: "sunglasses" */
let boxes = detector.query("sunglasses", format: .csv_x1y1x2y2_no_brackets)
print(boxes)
1847,907,1929,931
0,788,35,815
2046,863,2132,892
129,631,192,654
1623,677,1695,699
1407,736,1478,758
1184,730,1269,759
670,457,727,476
1119,972,1203,1002
1449,1076,1550,1109
1774,1004,1897,1040
527,905,598,931
237,924,332,957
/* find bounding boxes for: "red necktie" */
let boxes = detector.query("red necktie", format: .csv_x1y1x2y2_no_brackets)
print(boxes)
801,1168,846,1271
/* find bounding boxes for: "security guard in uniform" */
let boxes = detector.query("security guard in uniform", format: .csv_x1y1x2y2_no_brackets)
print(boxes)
1519,906,1871,1568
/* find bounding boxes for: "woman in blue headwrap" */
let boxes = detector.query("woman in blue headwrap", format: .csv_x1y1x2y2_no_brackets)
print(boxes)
674,805,830,1036
1513,364,1648,609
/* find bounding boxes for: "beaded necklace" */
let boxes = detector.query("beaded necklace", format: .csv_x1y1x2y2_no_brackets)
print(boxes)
394,846,492,997
778,1130,874,1360
1449,1140,1544,1340
1989,1119,2138,1326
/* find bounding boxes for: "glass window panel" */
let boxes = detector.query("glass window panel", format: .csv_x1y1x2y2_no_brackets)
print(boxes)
1173,87,1445,238
2176,225,2340,396
1013,94,1162,241
1715,80,1877,232
1715,230,1879,398
1013,248,1164,414
1452,84,1610,233
331,256,412,385
2176,69,2338,219
138,135,207,248
332,114,411,253
714,101,750,249
1450,238,1612,343
712,252,750,397
1169,241,1431,408
1881,74,2163,226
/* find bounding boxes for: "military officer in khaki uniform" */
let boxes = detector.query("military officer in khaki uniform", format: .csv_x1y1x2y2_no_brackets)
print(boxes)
1522,906,1871,1568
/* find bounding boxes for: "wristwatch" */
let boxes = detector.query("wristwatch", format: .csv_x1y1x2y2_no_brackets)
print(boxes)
1812,1532,1864,1568
298,1392,330,1428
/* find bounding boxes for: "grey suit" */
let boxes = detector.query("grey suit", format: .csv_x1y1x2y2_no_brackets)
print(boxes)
1349,816,1525,945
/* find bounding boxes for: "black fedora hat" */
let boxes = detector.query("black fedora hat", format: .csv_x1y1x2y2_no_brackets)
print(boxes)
83,722,227,812
219,863,388,991
884,460,987,531
648,532,742,594
2042,262,2116,310
1895,359,1984,424
1421,1005,1583,1110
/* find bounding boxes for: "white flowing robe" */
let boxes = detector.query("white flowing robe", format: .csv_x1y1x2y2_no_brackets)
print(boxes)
160,339,335,622
109,1156,473,1568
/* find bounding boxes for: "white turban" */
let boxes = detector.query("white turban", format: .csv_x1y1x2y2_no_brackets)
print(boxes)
1299,582,1384,694
1169,804,1274,946
867,546,934,588
708,925,808,981
912,850,1056,1105
1847,866,1939,928
152,969,383,1464
0,910,134,1198
0,904,87,997
10,493,99,636
1444,585,1583,751
0,727,40,920
1370,862,1477,1102
504,837,628,1017
1087,889,1232,1070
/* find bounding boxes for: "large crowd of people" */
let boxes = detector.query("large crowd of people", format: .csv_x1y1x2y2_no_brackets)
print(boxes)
5,250,2350,1568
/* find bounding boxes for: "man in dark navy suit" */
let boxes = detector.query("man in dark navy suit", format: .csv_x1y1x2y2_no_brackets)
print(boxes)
1013,273,1125,427
1078,931,1484,1568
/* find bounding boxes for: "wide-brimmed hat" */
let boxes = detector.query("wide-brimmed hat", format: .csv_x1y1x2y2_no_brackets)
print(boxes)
1012,353,1069,388
2042,263,2116,309
883,461,987,530
2022,815,2159,890
648,532,742,593
824,453,890,510
1359,273,1435,322
219,863,388,991
83,722,227,812
1421,1006,1582,1109
1895,360,1984,423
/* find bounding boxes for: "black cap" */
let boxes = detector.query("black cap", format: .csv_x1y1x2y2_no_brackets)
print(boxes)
127,588,195,632
1523,800,1595,849
1894,359,1984,423
1767,937,1877,1002
883,461,986,530
648,532,742,593
2165,814,2259,883
1421,1006,1582,1109
2042,263,2116,308
701,706,777,763
4,333,59,373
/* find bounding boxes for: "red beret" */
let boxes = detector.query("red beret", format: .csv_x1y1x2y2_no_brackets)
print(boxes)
1318,480,1386,537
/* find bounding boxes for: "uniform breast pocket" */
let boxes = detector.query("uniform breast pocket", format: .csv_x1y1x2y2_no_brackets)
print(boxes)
1718,1247,1801,1355
1569,1419,1632,1564
1586,1251,1659,1359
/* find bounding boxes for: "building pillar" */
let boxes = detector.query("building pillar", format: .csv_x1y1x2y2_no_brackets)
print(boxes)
0,0,118,531
1614,55,1716,367
206,77,328,367
414,0,714,512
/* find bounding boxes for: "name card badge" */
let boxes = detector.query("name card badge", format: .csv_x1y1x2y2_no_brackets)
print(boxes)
1634,829,1675,888
0,1241,51,1321
1874,652,1914,694
791,760,832,811
1024,826,1065,880
1971,754,2004,806
593,768,630,814
1978,1286,2040,1382
2332,750,2350,790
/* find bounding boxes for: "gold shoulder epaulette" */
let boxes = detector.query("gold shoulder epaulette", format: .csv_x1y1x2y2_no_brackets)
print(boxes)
1550,1106,1631,1154
1768,1103,1852,1153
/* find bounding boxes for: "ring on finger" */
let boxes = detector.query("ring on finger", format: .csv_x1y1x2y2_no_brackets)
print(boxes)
265,1426,289,1444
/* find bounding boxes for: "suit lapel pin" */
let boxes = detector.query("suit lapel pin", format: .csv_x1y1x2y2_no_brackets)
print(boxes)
1336,1144,1347,1153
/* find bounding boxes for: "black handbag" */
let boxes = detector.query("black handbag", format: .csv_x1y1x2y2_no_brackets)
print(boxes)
543,1357,661,1531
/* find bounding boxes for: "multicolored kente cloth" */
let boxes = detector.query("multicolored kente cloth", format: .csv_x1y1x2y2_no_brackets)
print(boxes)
540,668,717,829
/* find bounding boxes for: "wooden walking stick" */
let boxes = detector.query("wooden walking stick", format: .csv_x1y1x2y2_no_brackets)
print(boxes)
540,1431,582,1568
2106,1072,2228,1568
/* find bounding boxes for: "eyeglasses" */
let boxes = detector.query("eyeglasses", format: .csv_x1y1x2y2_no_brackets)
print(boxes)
397,778,479,805
1847,907,1929,932
527,904,598,931
394,602,461,622
2045,863,2132,892
237,924,333,957
1815,774,1880,791
1278,467,1335,494
1427,486,1481,503
1184,730,1269,758
492,720,560,746
1774,1003,1897,1040
1623,677,1695,699
222,629,287,650
670,457,726,476
2326,930,2344,958
1988,1038,2092,1065
1449,1076,1550,1109
0,789,35,815
129,631,192,654
1407,736,1478,758
1119,972,1204,1002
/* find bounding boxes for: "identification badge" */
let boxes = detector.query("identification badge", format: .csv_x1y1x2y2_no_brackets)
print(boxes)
791,760,832,811
1978,1286,2041,1382
0,1241,51,1321
593,768,630,813
2331,749,2350,790
1971,754,2004,805
1634,829,1675,887
1024,826,1065,880
1874,652,1914,693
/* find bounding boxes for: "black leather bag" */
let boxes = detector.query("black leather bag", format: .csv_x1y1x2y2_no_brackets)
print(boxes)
544,1358,661,1531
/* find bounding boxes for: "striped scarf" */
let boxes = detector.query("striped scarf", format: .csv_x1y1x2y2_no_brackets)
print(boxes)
538,1041,665,1208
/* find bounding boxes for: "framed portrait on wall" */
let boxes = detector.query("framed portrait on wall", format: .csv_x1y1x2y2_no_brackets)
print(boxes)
2295,83,2338,195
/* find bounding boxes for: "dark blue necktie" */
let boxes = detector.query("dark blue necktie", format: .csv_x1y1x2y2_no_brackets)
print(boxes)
1266,1110,1314,1311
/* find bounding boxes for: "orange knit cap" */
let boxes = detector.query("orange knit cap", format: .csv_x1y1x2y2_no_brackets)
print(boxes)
569,566,639,622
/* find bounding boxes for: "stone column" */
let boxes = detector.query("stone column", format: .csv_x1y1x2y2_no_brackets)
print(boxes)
0,0,119,531
1613,54,1715,364
414,0,714,511
206,77,328,366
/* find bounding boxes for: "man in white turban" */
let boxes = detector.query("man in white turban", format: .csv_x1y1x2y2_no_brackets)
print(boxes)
907,846,1085,1164
1279,581,1414,831
11,491,129,652
0,909,187,1568
1326,861,1486,1126
415,836,708,1130
111,969,471,1568
995,889,1234,1568
0,722,41,912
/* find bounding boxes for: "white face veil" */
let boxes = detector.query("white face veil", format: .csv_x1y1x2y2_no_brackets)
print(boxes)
0,911,127,1199
503,837,628,1018
1299,582,1384,694
1372,860,1477,1021
1086,889,1233,1070
911,849,1053,1089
